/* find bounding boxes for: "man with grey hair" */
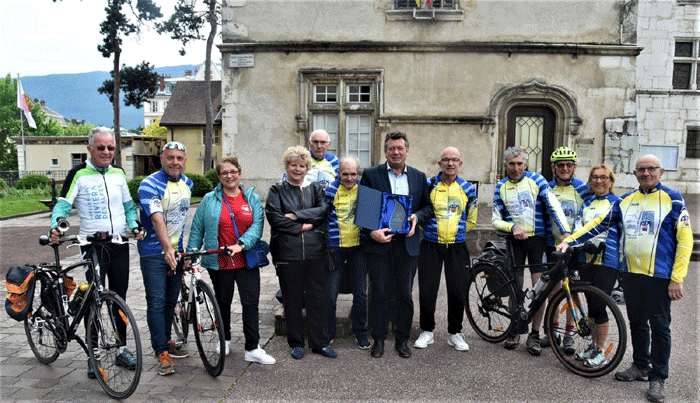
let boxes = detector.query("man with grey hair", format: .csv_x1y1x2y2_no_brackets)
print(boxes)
325,155,369,349
558,154,693,403
492,146,570,355
50,126,144,378
282,129,339,188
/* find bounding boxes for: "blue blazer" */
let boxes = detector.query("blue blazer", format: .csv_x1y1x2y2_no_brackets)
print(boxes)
359,162,432,256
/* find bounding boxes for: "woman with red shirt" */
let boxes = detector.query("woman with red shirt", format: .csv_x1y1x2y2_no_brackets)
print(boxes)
187,157,275,364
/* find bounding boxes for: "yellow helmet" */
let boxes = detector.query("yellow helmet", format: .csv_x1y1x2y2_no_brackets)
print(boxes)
550,147,577,162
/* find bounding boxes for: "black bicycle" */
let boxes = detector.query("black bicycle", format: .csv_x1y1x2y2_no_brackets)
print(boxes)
24,231,142,399
465,232,627,378
171,247,226,377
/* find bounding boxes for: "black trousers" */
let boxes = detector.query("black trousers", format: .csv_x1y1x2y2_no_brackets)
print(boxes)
367,237,417,344
208,268,261,351
81,242,130,345
418,240,470,334
275,258,331,350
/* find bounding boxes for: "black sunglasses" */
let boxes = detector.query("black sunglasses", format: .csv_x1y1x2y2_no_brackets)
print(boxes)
93,145,116,152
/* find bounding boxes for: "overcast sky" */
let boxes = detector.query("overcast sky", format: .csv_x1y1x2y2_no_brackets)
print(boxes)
2,0,222,78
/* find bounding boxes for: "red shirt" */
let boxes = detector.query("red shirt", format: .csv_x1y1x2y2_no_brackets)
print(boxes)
218,192,254,269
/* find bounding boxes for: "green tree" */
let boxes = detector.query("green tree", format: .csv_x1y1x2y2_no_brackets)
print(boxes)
97,0,161,167
98,61,159,110
158,0,219,174
63,122,95,137
142,117,167,137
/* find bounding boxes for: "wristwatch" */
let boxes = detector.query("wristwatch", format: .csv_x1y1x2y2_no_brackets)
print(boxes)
237,240,245,246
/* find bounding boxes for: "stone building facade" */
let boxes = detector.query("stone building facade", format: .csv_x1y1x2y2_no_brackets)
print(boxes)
617,0,700,193
218,0,642,199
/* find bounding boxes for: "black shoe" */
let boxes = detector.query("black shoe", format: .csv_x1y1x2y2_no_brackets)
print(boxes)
646,380,665,403
503,334,520,350
87,359,97,379
526,333,542,356
311,346,338,358
370,340,384,358
395,341,411,358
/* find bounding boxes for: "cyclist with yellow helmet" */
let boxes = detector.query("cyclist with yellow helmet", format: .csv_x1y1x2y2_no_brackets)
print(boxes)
541,147,590,353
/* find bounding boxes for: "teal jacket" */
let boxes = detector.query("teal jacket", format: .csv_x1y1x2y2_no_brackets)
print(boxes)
187,184,264,270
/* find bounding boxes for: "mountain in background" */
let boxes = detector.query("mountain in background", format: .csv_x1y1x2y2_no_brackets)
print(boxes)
20,65,197,130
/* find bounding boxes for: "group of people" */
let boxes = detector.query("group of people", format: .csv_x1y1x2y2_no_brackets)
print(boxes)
494,145,693,403
49,126,693,403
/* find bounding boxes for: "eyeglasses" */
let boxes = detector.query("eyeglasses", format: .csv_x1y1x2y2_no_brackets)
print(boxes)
163,141,187,152
590,175,609,181
440,158,461,163
310,140,329,145
636,166,660,173
555,162,575,169
219,170,239,177
92,145,116,152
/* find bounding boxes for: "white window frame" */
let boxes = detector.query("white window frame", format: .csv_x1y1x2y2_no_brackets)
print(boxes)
673,38,700,90
51,158,59,166
305,71,380,167
314,84,338,103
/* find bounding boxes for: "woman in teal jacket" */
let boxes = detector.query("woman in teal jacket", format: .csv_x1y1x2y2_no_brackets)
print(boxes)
187,157,275,365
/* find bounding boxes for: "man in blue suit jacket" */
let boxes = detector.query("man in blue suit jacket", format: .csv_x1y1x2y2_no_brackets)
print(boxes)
360,131,432,358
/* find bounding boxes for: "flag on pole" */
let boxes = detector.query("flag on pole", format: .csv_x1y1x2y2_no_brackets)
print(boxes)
415,0,420,7
17,78,37,129
426,0,435,7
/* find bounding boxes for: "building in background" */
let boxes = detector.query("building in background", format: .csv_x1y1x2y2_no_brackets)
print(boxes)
159,80,222,174
144,62,222,127
217,0,642,199
611,0,700,193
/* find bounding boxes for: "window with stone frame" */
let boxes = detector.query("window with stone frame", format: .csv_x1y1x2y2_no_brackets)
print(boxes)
395,0,457,8
687,127,700,159
672,39,700,90
305,72,379,168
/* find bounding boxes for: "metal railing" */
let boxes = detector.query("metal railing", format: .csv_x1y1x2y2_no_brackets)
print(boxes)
0,170,69,187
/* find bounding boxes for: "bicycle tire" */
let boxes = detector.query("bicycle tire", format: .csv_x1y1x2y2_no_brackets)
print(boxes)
192,280,225,377
24,273,60,364
545,283,627,378
465,263,518,343
86,291,143,399
172,284,189,344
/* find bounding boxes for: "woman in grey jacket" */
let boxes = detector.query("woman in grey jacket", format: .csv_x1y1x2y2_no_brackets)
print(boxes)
187,157,275,364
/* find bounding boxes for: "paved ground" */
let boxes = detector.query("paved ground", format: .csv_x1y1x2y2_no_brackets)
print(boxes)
0,196,698,402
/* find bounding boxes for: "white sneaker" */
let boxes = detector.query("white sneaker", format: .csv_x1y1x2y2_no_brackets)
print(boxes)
216,340,231,356
244,346,276,365
448,333,470,351
413,331,434,349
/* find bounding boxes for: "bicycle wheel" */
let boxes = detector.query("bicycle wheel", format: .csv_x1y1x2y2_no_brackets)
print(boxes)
465,263,518,343
192,280,225,376
172,284,189,344
24,274,60,364
86,291,143,399
545,283,627,378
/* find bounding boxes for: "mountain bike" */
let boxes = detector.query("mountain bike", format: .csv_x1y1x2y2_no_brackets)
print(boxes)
465,232,627,378
171,247,226,377
24,231,142,399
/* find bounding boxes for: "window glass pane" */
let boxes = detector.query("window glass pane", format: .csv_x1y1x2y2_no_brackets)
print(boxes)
675,41,693,57
347,84,372,103
687,129,700,159
346,115,371,168
515,116,544,174
314,84,338,103
312,114,339,155
673,63,692,89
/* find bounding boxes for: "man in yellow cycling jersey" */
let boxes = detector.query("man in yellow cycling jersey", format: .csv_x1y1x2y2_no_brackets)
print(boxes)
492,146,570,355
558,155,692,403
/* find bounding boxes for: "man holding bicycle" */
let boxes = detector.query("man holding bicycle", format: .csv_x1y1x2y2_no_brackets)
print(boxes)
492,146,570,355
558,154,693,403
138,141,193,376
50,126,143,378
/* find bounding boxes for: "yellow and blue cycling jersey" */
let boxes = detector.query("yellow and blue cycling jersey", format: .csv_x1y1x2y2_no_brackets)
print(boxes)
546,178,589,247
574,193,622,268
423,174,478,244
492,171,570,237
325,178,363,248
565,183,693,283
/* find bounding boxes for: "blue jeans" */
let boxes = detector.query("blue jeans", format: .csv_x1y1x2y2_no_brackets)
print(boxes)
328,246,368,339
140,255,182,356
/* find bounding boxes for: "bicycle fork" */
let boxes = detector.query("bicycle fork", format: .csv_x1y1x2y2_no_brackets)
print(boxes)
561,278,589,334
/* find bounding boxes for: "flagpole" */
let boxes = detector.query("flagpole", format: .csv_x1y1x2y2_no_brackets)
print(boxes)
18,74,26,175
